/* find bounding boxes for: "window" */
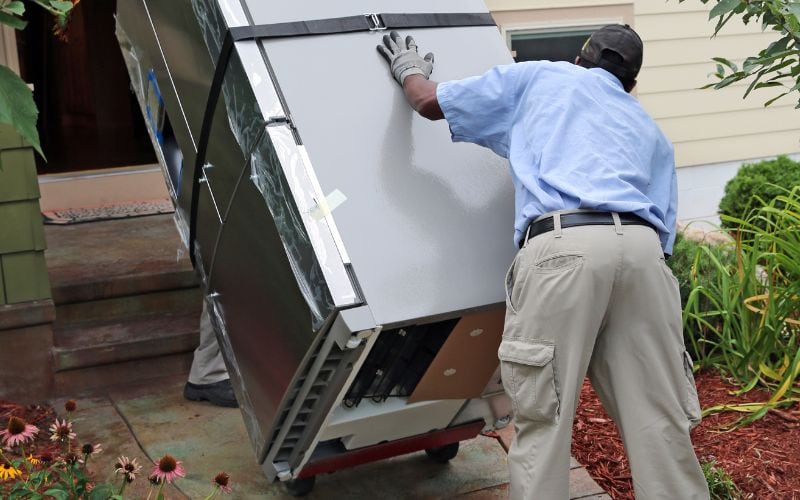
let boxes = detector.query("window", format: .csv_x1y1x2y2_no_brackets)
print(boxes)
505,21,620,64
509,29,594,63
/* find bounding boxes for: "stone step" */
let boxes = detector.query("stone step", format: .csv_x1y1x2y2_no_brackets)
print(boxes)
53,351,194,396
52,310,200,372
45,214,198,306
54,286,201,327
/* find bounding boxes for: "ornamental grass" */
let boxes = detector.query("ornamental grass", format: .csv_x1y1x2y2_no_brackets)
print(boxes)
682,185,800,427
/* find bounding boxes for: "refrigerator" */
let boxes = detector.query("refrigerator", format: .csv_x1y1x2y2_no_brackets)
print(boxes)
116,0,516,494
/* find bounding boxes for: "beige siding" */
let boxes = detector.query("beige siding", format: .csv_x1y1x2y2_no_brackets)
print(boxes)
0,26,20,75
634,0,800,167
486,0,630,11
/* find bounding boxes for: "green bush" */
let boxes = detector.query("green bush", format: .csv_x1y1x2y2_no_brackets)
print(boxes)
718,155,800,229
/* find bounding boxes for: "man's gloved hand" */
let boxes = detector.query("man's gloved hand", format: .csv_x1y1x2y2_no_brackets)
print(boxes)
377,31,434,86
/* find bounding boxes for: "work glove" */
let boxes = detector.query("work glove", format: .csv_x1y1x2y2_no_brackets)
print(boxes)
377,31,434,86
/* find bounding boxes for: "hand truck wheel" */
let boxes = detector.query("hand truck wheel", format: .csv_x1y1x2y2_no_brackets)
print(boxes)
285,476,315,497
425,441,460,463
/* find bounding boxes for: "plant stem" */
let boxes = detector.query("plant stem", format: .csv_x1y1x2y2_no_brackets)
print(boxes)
118,477,128,496
68,465,78,498
0,449,14,467
19,443,31,486
156,481,165,499
202,488,219,500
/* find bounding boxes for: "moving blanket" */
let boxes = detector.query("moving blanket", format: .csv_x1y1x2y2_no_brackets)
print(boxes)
116,0,515,473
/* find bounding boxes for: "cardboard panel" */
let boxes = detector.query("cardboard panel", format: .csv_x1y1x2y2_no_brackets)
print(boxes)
2,251,51,304
0,149,40,203
408,308,505,403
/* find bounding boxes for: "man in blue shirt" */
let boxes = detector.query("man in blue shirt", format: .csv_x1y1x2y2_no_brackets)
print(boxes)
378,25,708,499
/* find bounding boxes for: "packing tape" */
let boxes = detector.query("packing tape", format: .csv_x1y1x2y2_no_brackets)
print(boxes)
310,189,347,221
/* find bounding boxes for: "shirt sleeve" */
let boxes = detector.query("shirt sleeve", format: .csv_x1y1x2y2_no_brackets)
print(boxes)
662,149,679,255
436,63,527,158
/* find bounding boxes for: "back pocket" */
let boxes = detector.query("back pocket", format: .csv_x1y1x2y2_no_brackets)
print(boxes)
498,338,560,423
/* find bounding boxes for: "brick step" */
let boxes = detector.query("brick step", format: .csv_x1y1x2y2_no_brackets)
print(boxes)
52,310,200,372
54,286,201,327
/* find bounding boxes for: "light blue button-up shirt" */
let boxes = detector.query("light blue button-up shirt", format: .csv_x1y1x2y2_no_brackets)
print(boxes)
436,61,678,254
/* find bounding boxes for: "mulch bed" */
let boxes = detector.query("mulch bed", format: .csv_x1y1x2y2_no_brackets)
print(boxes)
0,400,62,457
572,371,800,499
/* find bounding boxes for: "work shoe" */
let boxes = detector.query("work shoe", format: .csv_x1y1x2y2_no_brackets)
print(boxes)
184,379,238,408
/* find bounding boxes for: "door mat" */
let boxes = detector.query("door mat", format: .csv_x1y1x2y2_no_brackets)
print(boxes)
43,199,174,224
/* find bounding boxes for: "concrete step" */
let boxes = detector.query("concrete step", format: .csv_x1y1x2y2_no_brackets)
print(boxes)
53,310,200,372
45,215,202,396
54,286,201,327
45,214,198,305
53,351,194,396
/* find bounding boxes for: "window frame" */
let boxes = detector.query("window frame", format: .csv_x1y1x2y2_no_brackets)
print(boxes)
501,18,623,62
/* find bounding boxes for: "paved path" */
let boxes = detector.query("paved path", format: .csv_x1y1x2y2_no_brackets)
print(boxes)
55,377,608,499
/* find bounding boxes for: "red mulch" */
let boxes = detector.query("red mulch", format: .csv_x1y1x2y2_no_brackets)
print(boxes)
572,371,800,499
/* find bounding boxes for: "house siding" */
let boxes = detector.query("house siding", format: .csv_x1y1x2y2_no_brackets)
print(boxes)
634,0,800,169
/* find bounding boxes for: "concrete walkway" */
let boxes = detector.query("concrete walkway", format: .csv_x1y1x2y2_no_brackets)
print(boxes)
54,377,608,499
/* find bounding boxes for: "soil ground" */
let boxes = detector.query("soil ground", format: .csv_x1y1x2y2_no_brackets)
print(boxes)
572,370,800,499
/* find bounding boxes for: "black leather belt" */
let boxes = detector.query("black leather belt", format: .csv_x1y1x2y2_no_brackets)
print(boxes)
521,212,655,248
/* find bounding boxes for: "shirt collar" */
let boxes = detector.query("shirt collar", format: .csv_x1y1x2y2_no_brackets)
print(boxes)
589,67,624,89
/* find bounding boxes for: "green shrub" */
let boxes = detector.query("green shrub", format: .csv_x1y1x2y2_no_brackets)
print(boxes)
718,155,800,229
701,459,742,500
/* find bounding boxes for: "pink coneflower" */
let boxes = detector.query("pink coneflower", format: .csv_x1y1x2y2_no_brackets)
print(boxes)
81,443,102,456
64,452,81,466
151,454,185,484
64,400,77,413
213,472,232,494
49,419,76,443
114,456,142,481
0,416,39,447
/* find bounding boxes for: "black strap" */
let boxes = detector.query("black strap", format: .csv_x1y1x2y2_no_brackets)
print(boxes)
188,12,496,266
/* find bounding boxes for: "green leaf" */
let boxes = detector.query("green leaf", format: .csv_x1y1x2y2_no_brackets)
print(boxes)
0,11,27,29
88,484,115,500
710,0,742,20
712,57,738,72
0,65,44,158
3,1,25,15
787,2,800,20
43,489,70,500
48,0,74,12
764,90,789,106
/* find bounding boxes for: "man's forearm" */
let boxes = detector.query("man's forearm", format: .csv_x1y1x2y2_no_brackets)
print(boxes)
403,75,444,121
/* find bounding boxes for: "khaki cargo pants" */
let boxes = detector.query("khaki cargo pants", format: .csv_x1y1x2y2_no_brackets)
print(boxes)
500,213,709,499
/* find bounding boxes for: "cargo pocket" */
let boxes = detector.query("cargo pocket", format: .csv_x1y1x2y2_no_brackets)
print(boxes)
498,338,560,423
681,351,702,429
